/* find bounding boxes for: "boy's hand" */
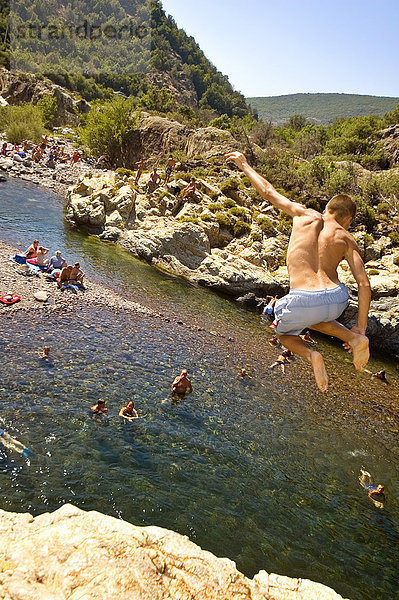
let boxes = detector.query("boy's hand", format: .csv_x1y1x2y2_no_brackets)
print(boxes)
225,152,248,171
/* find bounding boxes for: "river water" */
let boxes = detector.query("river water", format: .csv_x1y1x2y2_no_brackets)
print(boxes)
1,177,399,600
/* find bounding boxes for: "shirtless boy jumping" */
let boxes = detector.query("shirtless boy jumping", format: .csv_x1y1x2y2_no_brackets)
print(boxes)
226,152,371,392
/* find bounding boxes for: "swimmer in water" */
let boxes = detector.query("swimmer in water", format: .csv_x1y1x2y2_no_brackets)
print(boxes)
171,369,193,395
0,429,31,456
119,401,139,421
269,350,292,374
90,399,108,415
239,368,252,379
39,346,50,360
300,330,316,345
359,468,385,508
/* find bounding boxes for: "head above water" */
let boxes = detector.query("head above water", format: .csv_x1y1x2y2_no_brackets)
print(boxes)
97,399,106,406
376,484,385,493
325,194,357,227
181,369,188,377
55,250,61,256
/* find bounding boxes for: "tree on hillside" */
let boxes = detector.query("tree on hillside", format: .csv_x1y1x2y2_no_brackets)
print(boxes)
80,97,138,166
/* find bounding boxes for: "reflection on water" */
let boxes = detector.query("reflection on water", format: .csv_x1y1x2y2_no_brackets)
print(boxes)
1,178,399,600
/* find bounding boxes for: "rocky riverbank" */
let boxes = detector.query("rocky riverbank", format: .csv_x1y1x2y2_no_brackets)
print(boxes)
0,503,348,600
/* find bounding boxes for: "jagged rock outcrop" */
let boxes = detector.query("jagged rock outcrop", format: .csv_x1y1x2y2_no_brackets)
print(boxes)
0,68,91,126
0,503,349,600
380,124,399,166
125,114,245,166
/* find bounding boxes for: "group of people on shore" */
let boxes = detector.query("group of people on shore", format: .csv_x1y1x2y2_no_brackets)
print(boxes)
17,239,85,290
1,136,80,169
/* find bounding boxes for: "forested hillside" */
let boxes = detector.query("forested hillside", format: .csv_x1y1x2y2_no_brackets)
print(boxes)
0,0,250,118
248,93,399,125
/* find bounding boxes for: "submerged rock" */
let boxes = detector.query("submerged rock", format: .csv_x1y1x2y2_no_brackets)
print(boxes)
0,504,349,600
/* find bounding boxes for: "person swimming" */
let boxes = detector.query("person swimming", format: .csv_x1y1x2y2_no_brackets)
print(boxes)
90,399,108,416
0,429,32,457
359,468,385,508
39,346,50,360
119,401,139,421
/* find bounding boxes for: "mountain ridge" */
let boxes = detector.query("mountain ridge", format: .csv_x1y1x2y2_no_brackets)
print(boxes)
247,92,399,125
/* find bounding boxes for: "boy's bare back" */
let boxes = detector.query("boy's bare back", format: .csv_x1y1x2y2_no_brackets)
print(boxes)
287,212,355,291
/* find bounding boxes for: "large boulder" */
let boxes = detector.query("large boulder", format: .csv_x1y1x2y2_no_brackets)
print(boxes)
0,68,91,126
125,115,244,167
0,504,348,600
121,219,210,267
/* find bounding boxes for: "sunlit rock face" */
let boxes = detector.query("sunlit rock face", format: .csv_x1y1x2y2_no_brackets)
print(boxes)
0,504,348,600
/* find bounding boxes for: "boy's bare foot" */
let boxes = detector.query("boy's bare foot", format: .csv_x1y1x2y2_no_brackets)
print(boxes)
349,334,369,371
310,351,328,392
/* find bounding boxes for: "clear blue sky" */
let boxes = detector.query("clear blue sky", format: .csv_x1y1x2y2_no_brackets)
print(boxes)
161,0,399,98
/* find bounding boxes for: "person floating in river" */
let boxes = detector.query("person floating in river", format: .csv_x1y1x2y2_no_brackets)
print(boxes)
372,369,389,384
39,346,50,360
91,399,108,415
239,368,252,379
359,468,385,508
269,351,291,374
171,369,193,395
226,151,371,392
119,401,139,421
300,330,316,345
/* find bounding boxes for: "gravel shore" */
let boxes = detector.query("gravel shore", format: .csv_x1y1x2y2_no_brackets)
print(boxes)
0,240,158,318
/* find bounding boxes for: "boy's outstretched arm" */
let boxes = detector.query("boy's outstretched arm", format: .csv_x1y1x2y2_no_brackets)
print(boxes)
345,238,371,335
225,152,310,218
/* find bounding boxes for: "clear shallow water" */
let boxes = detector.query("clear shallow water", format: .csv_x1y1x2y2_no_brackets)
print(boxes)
1,178,399,600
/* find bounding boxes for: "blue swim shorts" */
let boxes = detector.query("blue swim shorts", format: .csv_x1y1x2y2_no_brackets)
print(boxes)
271,284,350,336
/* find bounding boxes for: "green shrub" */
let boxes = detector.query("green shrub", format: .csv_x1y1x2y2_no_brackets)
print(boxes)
179,216,199,224
1,104,45,144
377,202,391,214
115,167,135,178
356,198,377,232
222,198,236,208
389,231,399,246
363,233,375,247
257,215,275,235
305,198,322,211
79,97,138,167
209,202,224,213
368,269,380,276
229,206,248,219
191,166,208,178
215,212,233,230
158,190,171,200
250,230,262,242
234,219,251,237
200,213,214,222
277,213,293,235
220,178,240,195
36,95,58,130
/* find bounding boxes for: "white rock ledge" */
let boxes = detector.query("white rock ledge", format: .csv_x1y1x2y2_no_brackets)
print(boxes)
0,504,348,600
